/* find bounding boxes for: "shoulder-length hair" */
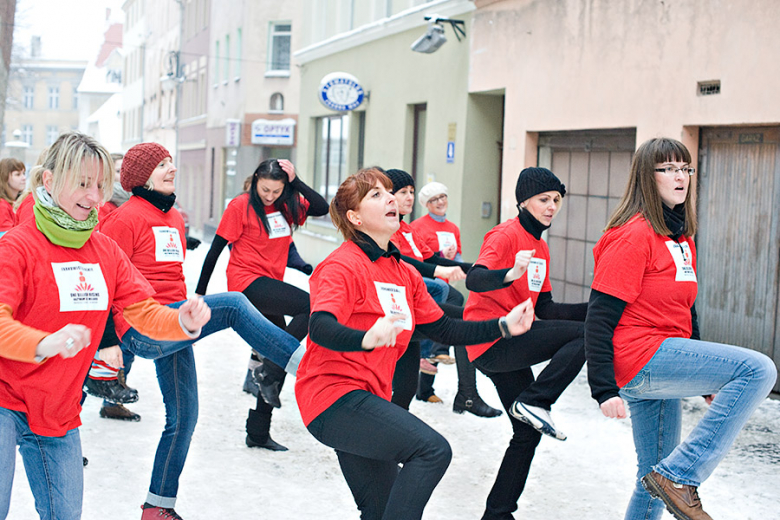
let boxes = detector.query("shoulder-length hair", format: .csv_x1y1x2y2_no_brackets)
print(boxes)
32,132,114,205
247,158,303,235
330,167,392,243
0,157,25,203
605,137,697,236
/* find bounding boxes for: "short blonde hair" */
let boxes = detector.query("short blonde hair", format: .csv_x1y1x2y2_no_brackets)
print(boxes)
34,132,114,204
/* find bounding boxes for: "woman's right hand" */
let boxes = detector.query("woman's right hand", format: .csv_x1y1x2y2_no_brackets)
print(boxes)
441,244,457,260
36,324,92,359
362,314,406,350
600,396,627,419
504,249,536,283
433,265,467,282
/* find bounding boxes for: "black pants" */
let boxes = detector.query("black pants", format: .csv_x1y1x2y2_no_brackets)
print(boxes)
308,390,452,520
242,276,310,432
473,319,585,520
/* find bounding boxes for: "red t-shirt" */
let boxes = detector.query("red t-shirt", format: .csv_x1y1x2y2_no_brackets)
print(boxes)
99,196,187,338
98,200,119,222
295,241,444,426
0,199,14,232
216,193,308,292
391,220,434,261
0,219,155,436
410,214,462,256
14,195,34,225
591,215,697,387
464,218,551,361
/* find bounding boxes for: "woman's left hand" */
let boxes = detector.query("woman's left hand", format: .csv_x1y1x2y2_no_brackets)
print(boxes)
99,345,124,368
504,298,535,336
178,297,211,333
278,159,296,182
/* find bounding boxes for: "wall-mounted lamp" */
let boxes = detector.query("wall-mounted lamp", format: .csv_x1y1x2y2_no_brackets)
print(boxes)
411,15,466,54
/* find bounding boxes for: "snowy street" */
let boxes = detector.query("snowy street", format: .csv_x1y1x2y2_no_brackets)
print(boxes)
9,243,780,519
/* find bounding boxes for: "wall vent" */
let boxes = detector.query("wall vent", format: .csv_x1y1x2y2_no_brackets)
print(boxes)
697,80,721,96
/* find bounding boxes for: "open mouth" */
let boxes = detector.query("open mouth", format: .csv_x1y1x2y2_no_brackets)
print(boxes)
386,210,397,218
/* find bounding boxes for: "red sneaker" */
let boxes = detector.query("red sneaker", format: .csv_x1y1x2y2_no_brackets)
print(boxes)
141,504,183,519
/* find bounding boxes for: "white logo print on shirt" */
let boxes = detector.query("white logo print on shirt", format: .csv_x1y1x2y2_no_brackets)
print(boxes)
665,241,697,283
266,212,292,239
374,282,413,330
51,262,109,312
527,258,547,293
435,231,457,252
401,233,423,259
152,227,184,262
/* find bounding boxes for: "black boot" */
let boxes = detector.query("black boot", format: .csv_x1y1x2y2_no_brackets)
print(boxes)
452,346,502,418
252,358,286,408
84,377,139,404
246,407,288,451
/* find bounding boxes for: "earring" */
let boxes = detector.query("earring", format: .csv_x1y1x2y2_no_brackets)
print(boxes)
356,220,362,225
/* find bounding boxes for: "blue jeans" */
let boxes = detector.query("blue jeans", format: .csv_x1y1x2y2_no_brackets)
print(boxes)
619,337,777,520
120,292,304,508
420,278,448,359
0,408,82,520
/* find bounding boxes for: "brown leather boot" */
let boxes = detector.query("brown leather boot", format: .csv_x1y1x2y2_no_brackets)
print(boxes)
641,471,713,520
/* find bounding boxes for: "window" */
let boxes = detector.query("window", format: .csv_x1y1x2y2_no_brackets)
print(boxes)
268,22,291,72
22,125,33,145
269,92,284,113
73,86,78,109
23,87,34,109
48,87,59,109
214,40,220,86
313,113,365,202
235,28,242,79
46,125,59,145
224,34,230,83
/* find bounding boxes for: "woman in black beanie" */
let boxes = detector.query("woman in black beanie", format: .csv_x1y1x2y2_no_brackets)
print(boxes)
382,168,503,417
464,167,587,519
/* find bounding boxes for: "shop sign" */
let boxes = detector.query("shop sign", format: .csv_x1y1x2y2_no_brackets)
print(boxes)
318,72,365,111
251,118,296,146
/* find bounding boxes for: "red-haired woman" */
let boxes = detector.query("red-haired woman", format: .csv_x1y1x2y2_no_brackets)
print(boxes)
0,158,25,234
295,168,535,520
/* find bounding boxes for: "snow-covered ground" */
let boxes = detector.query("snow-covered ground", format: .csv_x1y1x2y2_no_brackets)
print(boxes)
9,243,780,519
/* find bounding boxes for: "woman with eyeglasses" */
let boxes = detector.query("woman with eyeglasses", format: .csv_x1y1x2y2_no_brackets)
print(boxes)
410,182,463,262
585,137,776,520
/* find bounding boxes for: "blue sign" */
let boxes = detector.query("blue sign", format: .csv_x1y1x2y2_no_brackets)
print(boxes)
446,141,455,163
318,72,365,112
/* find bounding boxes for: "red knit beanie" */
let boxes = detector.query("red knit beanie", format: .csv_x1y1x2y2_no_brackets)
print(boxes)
121,143,171,191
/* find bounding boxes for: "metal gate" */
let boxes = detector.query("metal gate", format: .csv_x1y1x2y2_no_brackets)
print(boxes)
537,129,636,304
697,127,780,392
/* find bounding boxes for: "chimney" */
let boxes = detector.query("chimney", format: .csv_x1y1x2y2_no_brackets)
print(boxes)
31,36,41,58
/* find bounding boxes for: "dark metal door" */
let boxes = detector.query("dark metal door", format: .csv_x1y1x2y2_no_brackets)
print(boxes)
697,127,780,392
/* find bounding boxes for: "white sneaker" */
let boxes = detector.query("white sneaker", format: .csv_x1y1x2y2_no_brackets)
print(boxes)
509,402,567,441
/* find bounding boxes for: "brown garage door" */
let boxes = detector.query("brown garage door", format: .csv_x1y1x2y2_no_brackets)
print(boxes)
538,129,636,304
697,127,780,392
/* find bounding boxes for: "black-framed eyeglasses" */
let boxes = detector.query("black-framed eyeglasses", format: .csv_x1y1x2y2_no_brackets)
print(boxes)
427,194,448,204
654,166,695,176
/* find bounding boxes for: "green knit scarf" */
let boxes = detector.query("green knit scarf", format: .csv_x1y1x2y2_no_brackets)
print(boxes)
33,186,98,248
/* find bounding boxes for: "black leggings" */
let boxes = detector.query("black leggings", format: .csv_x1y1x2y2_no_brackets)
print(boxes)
242,276,310,418
473,319,585,520
308,390,451,520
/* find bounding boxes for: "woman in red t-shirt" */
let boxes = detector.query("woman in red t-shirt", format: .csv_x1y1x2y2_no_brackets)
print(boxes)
0,132,210,520
0,158,25,234
585,138,776,520
410,181,463,261
196,158,328,450
464,167,588,519
295,167,534,520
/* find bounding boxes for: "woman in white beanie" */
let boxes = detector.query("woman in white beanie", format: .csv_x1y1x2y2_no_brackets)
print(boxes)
411,181,463,262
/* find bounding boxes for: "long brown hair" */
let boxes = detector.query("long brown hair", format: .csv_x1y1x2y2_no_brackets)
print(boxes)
330,167,392,243
606,137,697,236
0,158,25,203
